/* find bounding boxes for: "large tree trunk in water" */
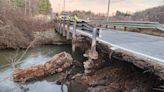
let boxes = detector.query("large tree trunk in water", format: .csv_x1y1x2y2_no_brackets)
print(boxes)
12,52,73,82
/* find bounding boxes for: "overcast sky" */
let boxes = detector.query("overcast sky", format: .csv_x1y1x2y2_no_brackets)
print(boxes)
49,0,163,15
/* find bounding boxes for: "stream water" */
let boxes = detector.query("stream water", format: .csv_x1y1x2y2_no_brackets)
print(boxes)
0,45,86,92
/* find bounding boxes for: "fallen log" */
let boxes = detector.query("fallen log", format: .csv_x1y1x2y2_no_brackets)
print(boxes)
12,52,73,82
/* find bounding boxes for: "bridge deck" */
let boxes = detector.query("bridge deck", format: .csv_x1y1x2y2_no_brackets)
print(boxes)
100,30,164,61
71,27,164,64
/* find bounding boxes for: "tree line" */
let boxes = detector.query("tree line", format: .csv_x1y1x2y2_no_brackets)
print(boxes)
0,0,52,49
0,0,51,15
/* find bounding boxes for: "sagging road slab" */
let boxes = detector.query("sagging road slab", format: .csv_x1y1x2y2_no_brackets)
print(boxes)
99,29,164,63
69,26,164,78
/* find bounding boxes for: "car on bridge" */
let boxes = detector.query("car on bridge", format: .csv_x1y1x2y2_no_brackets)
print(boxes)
60,11,71,20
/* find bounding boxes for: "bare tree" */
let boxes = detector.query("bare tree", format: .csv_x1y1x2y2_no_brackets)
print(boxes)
24,0,27,15
28,0,32,16
7,49,20,69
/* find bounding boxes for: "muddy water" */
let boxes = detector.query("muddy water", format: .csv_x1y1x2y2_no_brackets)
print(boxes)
0,45,86,92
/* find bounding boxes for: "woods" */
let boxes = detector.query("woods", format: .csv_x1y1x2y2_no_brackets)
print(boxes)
132,5,164,23
67,5,164,23
0,0,51,49
110,5,164,23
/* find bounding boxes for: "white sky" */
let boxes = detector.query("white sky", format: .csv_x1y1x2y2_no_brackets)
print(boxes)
49,0,163,15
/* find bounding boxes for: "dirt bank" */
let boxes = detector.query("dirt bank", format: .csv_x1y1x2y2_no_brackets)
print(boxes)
71,36,164,92
72,59,163,92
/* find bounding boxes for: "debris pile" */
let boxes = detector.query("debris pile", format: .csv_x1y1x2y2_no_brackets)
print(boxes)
12,52,73,82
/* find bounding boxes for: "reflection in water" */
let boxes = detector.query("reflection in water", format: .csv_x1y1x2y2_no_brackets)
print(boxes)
0,45,72,92
0,45,86,92
0,80,68,92
26,81,67,92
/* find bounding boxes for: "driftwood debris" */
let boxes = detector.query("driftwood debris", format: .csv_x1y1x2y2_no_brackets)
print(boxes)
12,52,73,82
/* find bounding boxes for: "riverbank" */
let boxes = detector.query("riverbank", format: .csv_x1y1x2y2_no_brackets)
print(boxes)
0,45,87,92
0,5,62,49
67,36,164,92
33,29,71,45
0,43,163,92
73,59,163,92
0,28,71,49
1,31,164,92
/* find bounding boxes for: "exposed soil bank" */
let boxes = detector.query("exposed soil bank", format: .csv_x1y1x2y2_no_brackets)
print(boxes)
75,60,164,92
72,36,164,92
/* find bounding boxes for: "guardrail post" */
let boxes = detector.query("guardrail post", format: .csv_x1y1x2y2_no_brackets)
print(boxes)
57,18,60,33
106,25,108,28
114,26,116,30
55,18,57,31
66,20,70,39
59,19,62,34
62,19,66,36
72,20,77,53
91,28,97,50
83,28,98,75
61,21,63,34
56,18,59,32
98,29,102,38
85,28,98,60
73,20,77,39
124,26,127,31
54,18,57,32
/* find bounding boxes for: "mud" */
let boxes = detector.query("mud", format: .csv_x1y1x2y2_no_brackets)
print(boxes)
74,60,164,92
71,36,164,92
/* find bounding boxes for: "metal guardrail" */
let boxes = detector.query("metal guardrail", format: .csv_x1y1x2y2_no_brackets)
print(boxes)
54,18,164,34
90,20,160,24
57,19,94,32
89,20,164,31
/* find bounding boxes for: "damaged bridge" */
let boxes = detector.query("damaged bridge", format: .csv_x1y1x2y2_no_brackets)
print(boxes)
54,18,164,79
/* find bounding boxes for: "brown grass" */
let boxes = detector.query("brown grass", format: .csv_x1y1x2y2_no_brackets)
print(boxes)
0,5,53,49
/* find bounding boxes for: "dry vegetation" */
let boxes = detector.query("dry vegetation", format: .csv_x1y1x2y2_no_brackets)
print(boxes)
68,10,106,20
70,5,164,23
0,1,52,49
0,9,33,49
132,5,164,23
110,5,164,23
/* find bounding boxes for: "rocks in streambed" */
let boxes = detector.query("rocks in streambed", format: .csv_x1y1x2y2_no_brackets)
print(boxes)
12,52,73,82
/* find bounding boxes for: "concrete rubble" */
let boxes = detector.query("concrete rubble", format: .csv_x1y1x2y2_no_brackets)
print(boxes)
12,52,73,82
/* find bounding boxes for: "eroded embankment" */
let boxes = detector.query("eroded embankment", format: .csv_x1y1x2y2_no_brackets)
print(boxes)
10,35,164,92
72,36,164,92
76,60,164,92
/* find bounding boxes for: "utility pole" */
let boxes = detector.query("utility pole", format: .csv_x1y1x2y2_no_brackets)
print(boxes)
107,0,110,22
63,0,65,11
